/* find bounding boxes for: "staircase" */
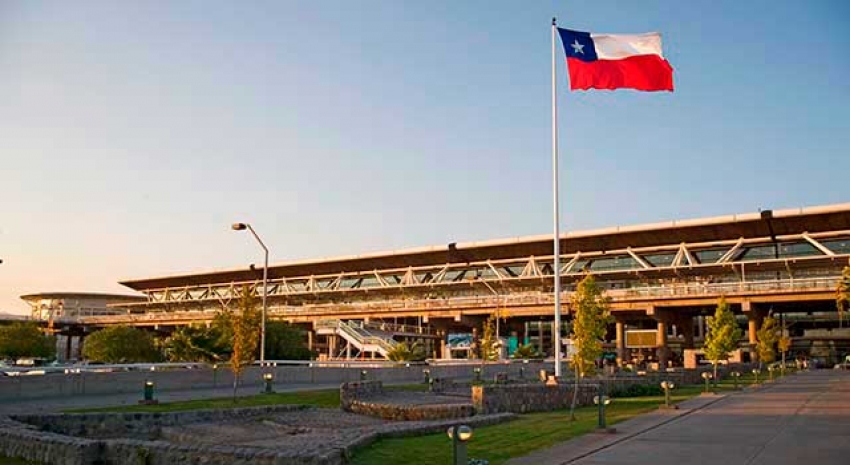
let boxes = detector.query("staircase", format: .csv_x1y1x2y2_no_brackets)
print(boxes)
315,320,398,358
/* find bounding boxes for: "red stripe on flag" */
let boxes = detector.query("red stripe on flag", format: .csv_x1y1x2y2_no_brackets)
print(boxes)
566,55,674,92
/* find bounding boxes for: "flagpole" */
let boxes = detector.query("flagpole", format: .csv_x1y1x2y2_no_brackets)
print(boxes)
551,17,562,378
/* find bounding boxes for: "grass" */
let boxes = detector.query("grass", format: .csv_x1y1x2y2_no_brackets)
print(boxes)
65,388,341,413
351,386,706,465
64,383,429,413
0,457,37,465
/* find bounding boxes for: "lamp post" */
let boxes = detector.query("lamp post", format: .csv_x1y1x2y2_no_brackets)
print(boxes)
593,384,613,431
701,371,713,394
660,380,676,409
263,372,274,394
231,222,268,364
447,425,473,465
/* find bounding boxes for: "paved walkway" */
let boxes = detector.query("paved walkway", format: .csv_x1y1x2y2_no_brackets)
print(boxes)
510,370,850,465
0,382,343,415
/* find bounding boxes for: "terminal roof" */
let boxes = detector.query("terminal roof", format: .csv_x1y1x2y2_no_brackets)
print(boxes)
120,203,850,291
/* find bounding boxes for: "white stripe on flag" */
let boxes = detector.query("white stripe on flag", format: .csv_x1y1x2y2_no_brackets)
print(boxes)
590,32,664,59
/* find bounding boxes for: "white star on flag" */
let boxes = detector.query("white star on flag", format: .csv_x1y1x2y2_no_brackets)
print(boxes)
571,39,585,55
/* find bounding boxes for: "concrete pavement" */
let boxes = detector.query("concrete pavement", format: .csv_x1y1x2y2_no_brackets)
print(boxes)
510,370,850,465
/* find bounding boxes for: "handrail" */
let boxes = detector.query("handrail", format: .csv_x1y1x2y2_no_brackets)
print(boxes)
73,276,841,325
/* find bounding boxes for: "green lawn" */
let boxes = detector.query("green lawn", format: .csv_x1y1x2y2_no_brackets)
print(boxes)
351,386,706,465
0,457,36,465
65,383,429,413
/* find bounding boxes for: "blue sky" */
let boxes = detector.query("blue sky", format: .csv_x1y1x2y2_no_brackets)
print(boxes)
1,1,848,314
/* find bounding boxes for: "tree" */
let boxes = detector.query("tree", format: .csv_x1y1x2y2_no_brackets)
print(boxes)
756,315,779,367
386,341,427,362
0,322,56,360
778,332,792,372
160,325,228,363
82,326,161,363
216,285,261,400
264,321,314,360
704,297,743,383
836,265,850,328
478,316,500,361
568,275,611,420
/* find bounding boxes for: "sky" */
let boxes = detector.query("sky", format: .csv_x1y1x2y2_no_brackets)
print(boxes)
1,1,849,315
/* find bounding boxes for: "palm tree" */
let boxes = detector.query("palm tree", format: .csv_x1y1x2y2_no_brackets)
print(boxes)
386,341,427,362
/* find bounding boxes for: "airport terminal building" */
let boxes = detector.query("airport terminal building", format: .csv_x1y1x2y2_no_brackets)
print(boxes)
25,203,850,367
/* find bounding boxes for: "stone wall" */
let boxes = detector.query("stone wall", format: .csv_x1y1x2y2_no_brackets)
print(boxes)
12,404,309,439
472,383,598,414
340,380,474,421
0,362,553,402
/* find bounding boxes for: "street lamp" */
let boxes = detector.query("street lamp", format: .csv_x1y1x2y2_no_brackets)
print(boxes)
447,425,473,465
660,380,677,409
263,372,274,394
701,371,713,394
593,385,613,431
231,222,268,364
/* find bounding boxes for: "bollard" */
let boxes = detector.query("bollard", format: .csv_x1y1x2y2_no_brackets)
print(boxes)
360,370,368,381
212,363,218,387
263,372,274,394
752,368,761,385
660,381,676,409
473,366,482,383
519,366,525,379
731,371,741,390
447,425,473,465
767,365,775,382
593,383,613,432
701,372,713,394
139,380,158,405
423,368,431,385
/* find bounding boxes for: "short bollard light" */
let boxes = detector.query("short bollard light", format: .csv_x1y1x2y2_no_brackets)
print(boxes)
660,381,677,409
701,372,713,394
447,425,473,465
731,371,741,390
212,363,219,387
360,369,368,381
423,368,431,384
473,366,482,383
519,366,525,379
752,368,761,385
767,365,775,381
139,380,157,405
263,372,274,394
593,386,613,431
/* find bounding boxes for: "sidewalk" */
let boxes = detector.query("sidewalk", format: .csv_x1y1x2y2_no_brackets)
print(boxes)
508,392,728,465
509,371,850,465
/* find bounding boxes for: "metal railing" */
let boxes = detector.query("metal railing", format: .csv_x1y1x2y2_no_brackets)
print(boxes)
70,276,840,326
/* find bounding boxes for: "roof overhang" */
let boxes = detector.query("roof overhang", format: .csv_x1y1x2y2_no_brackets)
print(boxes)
120,202,850,291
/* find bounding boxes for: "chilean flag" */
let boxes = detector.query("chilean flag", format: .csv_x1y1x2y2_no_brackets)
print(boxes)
557,28,674,92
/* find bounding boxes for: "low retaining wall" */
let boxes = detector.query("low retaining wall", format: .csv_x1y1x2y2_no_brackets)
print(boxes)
472,383,598,414
12,404,310,439
341,381,474,421
0,362,552,402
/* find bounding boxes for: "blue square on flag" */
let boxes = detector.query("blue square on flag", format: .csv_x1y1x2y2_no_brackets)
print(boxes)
557,28,598,62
